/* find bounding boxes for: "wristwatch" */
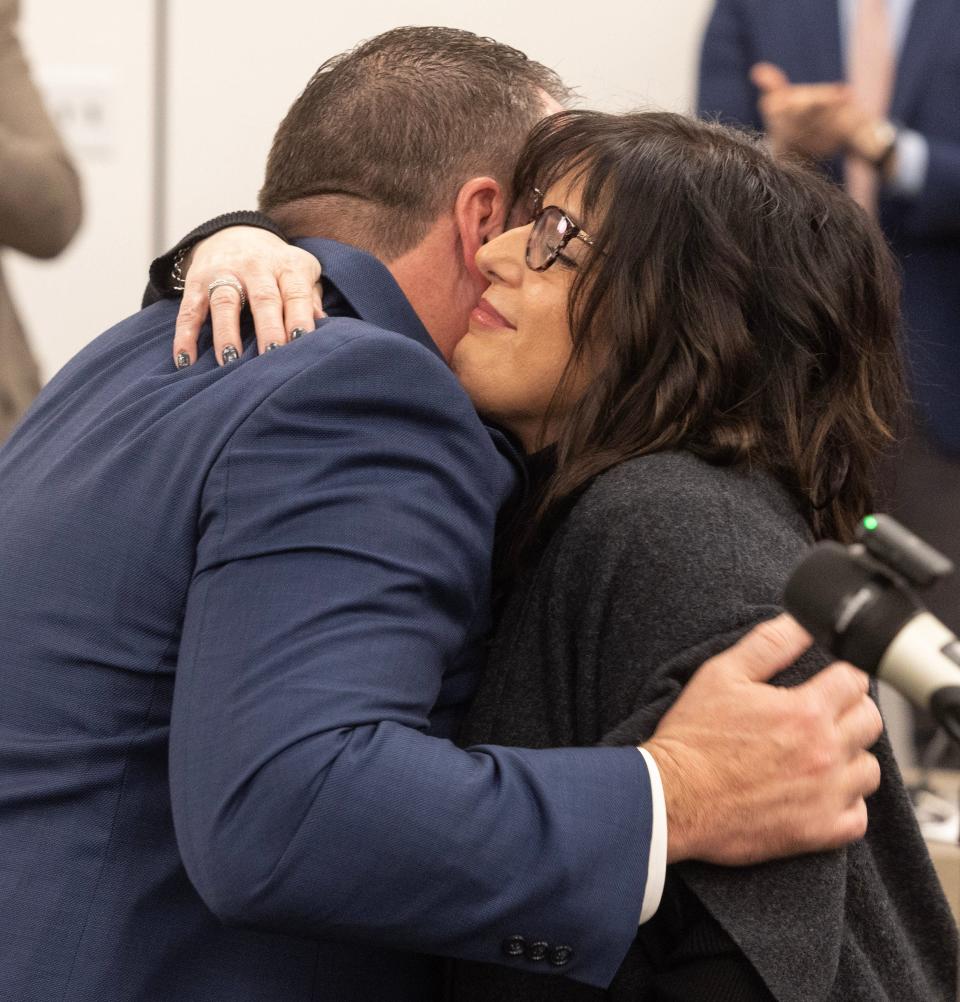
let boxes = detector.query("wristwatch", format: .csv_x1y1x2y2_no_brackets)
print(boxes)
853,119,899,172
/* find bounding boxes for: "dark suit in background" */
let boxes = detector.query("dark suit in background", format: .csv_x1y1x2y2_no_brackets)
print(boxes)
0,240,654,1001
698,0,960,630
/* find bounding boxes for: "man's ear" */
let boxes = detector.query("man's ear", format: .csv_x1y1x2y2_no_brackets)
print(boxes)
453,177,507,280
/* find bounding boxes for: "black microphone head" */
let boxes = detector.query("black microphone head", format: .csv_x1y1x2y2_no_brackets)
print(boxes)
784,542,873,650
784,542,920,672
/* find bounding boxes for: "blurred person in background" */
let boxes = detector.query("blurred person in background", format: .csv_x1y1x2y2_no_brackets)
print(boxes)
0,0,82,441
697,0,960,633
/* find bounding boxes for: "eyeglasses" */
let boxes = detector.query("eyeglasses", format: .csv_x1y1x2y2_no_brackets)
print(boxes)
525,187,598,272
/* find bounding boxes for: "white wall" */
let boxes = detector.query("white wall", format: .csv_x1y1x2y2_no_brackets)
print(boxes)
5,0,155,381
8,0,715,379
166,1,715,242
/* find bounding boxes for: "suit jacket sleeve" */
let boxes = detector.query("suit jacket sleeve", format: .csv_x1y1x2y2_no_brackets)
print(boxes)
887,138,960,238
0,0,82,258
697,0,762,131
169,326,653,989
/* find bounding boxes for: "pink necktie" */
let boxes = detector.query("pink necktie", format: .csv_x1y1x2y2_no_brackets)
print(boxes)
846,0,896,215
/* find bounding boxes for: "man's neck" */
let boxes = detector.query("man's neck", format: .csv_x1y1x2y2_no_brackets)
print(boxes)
271,198,472,362
386,218,471,362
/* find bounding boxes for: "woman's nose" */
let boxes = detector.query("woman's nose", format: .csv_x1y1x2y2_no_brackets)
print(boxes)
476,224,530,287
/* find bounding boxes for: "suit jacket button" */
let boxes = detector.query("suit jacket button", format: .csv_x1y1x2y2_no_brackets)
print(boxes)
549,945,574,967
502,935,526,958
524,940,549,962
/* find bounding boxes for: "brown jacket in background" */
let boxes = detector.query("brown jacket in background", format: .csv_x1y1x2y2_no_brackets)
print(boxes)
0,0,82,442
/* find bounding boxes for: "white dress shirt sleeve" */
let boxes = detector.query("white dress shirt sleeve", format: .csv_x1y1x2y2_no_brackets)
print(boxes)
887,128,930,198
637,747,668,925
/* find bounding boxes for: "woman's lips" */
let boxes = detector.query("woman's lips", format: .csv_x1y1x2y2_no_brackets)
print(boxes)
470,298,516,331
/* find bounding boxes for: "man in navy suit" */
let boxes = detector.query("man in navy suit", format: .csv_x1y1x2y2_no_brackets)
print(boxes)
698,0,960,634
0,27,883,1002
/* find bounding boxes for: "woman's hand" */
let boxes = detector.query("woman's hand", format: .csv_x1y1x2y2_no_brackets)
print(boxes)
171,227,325,367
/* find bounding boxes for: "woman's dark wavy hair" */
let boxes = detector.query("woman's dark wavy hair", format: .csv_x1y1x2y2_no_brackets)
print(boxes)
513,110,904,545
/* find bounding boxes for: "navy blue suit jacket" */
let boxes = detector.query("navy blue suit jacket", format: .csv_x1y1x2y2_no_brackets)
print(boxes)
0,240,653,1001
699,0,960,454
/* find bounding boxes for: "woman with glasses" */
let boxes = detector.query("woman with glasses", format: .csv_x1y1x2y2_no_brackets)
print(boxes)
444,111,953,1002
152,111,955,1000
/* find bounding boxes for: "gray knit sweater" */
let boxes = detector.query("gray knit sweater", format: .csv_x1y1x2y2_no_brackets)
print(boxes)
451,451,957,1002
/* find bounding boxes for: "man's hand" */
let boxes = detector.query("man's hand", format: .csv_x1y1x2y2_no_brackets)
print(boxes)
751,62,869,161
171,227,325,368
643,614,883,867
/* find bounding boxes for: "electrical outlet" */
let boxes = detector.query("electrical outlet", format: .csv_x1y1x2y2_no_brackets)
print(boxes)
35,65,116,158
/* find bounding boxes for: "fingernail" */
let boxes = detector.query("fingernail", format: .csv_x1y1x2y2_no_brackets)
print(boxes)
265,342,281,353
290,327,308,341
222,345,239,364
175,351,191,370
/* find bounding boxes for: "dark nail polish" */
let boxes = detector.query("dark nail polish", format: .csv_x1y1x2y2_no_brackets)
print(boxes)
290,327,308,341
265,342,281,353
221,345,239,364
175,351,191,370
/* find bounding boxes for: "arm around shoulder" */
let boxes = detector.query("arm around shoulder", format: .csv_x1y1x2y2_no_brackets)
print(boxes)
552,457,881,865
169,330,654,987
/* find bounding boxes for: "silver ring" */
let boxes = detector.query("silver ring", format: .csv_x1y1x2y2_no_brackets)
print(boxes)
207,276,247,311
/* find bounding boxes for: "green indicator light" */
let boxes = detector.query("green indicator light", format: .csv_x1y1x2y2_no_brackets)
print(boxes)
863,515,879,532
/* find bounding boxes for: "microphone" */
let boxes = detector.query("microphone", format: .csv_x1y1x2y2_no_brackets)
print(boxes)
784,515,960,746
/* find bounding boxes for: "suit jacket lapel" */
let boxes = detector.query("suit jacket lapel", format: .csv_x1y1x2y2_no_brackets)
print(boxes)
892,0,953,120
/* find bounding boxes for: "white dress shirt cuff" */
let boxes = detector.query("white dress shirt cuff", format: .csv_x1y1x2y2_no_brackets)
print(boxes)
637,747,668,925
887,128,929,198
